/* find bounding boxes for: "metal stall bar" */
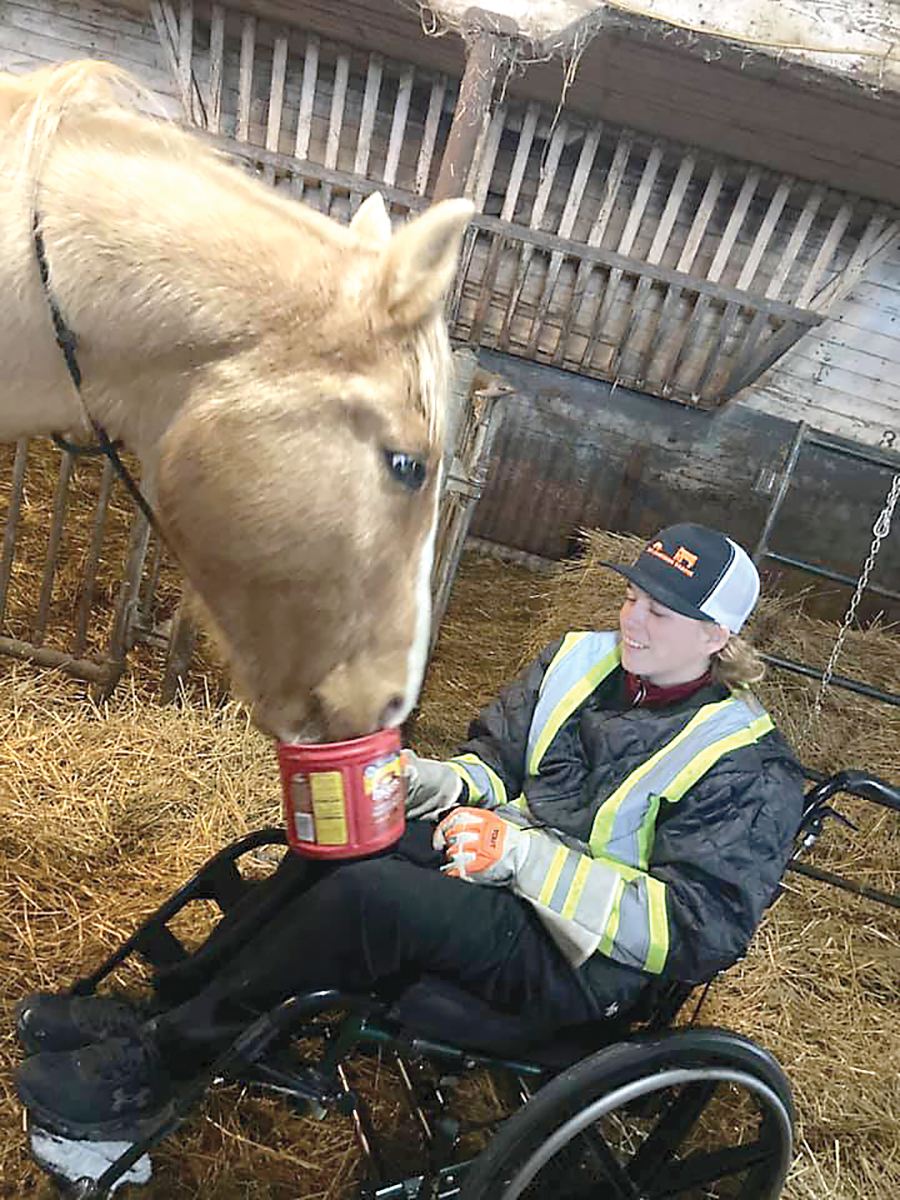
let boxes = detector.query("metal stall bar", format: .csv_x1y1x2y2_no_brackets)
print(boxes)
0,439,29,626
759,654,900,708
754,420,900,708
34,450,75,646
762,552,900,603
753,419,806,565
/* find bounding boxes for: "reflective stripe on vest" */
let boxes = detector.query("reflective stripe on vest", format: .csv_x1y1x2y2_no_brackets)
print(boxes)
589,692,774,869
517,634,775,976
595,865,670,974
588,690,772,975
448,753,507,808
526,632,621,776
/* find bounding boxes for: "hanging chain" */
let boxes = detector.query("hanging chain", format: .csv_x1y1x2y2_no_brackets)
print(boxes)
810,471,900,723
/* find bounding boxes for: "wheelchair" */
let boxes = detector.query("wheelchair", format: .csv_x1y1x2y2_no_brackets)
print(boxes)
25,768,900,1200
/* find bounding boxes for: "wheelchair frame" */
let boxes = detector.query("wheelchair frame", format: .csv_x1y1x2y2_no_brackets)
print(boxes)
32,769,900,1200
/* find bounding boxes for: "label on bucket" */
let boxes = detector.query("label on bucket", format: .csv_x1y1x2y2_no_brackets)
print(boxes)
289,771,349,845
364,753,405,827
310,771,349,845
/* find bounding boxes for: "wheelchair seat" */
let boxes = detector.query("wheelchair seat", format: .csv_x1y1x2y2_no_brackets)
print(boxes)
387,975,632,1065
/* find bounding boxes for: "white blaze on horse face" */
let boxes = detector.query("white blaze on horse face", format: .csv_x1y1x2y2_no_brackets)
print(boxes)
403,465,442,724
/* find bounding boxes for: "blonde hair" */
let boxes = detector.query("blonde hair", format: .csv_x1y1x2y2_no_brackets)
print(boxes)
711,633,766,688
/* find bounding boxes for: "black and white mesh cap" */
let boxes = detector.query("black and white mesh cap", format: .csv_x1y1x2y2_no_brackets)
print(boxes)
602,523,760,633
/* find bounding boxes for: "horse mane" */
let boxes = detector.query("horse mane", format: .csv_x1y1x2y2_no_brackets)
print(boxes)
10,59,451,440
14,60,350,250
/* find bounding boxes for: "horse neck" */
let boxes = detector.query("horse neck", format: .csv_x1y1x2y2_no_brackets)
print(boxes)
31,118,349,455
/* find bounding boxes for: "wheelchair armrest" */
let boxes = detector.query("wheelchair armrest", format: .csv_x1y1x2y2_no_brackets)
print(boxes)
71,828,289,995
834,769,900,811
798,769,900,843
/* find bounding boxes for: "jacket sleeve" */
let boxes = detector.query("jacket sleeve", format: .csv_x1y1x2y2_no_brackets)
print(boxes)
445,638,565,810
647,755,805,982
509,753,805,980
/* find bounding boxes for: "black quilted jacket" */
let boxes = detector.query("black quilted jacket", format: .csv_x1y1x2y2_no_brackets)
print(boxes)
456,636,805,996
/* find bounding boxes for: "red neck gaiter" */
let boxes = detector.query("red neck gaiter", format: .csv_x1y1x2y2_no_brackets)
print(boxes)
624,669,712,709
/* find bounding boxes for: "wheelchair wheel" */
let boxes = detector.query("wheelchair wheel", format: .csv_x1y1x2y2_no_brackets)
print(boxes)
460,1028,793,1200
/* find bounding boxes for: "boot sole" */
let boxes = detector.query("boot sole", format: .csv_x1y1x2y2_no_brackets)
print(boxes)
17,1075,178,1144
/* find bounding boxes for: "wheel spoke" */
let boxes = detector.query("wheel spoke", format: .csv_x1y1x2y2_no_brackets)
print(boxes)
643,1139,773,1197
628,1080,718,1188
578,1124,644,1199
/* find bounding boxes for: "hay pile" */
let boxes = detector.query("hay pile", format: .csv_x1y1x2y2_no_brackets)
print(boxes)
0,537,898,1199
0,439,228,695
0,440,137,655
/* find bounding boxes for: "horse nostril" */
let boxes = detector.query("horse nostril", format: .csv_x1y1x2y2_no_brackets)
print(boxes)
379,694,406,730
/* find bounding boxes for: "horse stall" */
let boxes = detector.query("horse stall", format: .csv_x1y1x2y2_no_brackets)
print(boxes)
1,0,900,1197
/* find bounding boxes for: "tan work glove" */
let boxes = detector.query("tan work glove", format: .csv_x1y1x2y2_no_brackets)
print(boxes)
404,750,463,821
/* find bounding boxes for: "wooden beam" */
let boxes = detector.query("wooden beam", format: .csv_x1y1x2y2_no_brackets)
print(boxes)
205,130,427,212
354,53,383,178
237,14,256,143
207,4,225,134
385,65,415,187
320,52,350,214
431,8,518,203
292,33,319,199
415,73,448,196
263,31,288,182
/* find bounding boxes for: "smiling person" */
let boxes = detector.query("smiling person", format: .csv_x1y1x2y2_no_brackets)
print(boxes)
405,522,804,1008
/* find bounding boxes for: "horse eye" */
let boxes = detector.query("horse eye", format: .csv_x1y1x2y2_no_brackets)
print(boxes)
384,450,427,491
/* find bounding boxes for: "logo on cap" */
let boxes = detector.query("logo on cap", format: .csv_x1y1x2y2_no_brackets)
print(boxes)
646,541,699,578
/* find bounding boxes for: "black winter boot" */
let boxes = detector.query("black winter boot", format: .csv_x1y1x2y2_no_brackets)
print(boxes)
15,1032,174,1141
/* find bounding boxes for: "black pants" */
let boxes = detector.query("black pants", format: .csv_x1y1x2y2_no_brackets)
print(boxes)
150,823,616,1071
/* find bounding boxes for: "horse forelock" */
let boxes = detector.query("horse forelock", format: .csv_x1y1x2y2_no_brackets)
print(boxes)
408,314,451,446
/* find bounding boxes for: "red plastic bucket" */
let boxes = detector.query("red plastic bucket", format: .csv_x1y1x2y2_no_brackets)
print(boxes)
277,728,406,859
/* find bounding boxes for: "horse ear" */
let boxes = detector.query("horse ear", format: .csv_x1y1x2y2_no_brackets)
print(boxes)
350,192,393,244
378,198,474,328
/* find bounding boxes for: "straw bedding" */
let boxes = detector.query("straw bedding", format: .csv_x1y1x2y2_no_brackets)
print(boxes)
0,533,898,1199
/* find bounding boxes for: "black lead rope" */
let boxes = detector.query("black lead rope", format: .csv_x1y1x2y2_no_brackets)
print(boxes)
33,212,164,538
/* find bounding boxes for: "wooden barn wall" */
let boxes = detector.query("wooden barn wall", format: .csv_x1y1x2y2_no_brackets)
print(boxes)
471,348,900,625
0,0,182,110
740,245,900,451
456,111,887,402
4,0,900,451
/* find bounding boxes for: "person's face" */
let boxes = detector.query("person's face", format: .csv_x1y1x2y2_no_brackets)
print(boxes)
619,583,730,686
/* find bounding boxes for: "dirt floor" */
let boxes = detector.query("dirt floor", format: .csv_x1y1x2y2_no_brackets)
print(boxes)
0,543,898,1199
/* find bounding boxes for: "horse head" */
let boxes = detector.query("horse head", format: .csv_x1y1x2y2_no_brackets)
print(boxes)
156,194,473,743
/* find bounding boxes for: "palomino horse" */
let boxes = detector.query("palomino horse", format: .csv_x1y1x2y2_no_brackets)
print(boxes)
1,61,473,743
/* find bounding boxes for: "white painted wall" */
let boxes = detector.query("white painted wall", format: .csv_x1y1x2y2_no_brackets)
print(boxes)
431,0,900,92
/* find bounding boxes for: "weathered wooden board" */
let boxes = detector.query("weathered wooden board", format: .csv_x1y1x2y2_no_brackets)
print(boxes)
4,0,900,448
